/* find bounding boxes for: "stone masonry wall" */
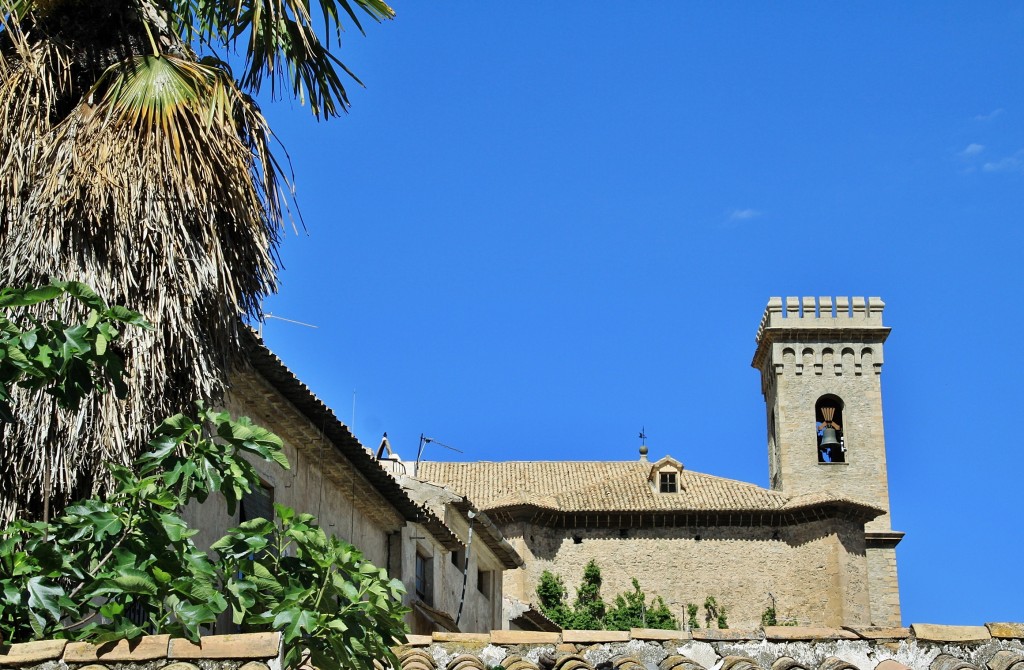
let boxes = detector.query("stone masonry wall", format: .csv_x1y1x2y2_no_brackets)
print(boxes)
867,547,901,628
769,352,893,532
181,369,406,572
500,517,872,629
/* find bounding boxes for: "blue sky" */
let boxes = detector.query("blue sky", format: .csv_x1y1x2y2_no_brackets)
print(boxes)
257,4,1024,626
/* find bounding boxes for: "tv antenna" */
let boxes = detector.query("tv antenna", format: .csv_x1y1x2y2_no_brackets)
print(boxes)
257,313,319,338
415,434,463,473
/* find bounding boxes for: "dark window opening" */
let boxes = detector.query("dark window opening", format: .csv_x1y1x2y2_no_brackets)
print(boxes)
816,395,846,463
451,549,463,568
240,481,274,523
415,551,432,605
659,472,677,493
477,569,492,598
240,481,277,563
618,528,628,538
572,535,582,544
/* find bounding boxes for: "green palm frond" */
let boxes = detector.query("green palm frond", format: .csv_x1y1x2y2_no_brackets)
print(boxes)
163,0,395,119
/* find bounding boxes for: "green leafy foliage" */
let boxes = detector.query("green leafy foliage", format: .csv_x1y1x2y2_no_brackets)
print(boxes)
0,406,407,669
215,504,406,669
536,565,606,630
703,596,728,629
160,0,396,120
604,578,679,631
537,562,678,631
569,560,606,630
686,603,699,630
0,281,151,423
536,570,572,628
761,606,777,627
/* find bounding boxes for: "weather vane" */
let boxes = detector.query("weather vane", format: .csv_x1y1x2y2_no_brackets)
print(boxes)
639,427,647,446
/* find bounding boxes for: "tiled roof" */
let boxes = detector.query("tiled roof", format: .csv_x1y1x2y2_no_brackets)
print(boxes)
396,625,1024,670
0,632,281,666
417,460,877,517
5,624,1022,670
240,330,455,536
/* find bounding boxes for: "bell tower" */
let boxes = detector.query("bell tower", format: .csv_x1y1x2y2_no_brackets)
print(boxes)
752,296,903,626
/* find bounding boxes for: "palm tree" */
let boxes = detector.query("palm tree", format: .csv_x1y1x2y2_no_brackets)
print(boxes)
0,0,394,519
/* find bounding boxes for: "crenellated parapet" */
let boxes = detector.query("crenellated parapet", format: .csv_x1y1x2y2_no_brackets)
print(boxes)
755,296,886,344
752,297,890,376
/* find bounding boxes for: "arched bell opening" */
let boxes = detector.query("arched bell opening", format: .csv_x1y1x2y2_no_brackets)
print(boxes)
815,395,846,463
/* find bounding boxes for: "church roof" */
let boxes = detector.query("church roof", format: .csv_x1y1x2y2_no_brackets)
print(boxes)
416,460,881,518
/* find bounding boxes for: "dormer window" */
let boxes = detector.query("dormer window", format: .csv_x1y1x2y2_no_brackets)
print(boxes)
647,455,684,493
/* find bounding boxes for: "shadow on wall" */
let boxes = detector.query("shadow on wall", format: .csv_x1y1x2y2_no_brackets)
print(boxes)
518,519,867,561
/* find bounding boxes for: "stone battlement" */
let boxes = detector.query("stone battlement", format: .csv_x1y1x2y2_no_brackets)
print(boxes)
756,297,886,344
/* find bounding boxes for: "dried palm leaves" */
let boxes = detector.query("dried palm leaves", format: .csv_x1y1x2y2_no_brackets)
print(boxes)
0,0,392,519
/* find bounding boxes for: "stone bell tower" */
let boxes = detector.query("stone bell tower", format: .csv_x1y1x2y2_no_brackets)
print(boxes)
752,296,903,626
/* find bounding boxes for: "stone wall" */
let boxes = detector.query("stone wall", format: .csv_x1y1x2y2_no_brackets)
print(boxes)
867,547,901,629
436,508,506,633
500,517,872,629
767,350,893,532
398,519,505,635
182,369,406,572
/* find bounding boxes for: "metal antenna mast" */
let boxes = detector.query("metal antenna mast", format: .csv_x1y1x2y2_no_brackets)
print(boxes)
256,313,318,338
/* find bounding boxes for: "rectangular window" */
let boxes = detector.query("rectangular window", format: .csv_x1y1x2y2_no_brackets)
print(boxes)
477,569,492,599
240,481,274,522
659,472,677,493
239,481,277,568
451,549,463,568
415,551,432,604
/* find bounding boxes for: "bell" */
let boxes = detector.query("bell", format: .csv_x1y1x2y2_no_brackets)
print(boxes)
820,427,840,448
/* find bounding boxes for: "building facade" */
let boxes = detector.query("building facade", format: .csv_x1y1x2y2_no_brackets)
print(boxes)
418,296,903,629
183,333,519,634
396,476,523,634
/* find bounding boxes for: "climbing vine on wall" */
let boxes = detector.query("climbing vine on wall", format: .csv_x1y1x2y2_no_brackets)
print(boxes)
536,561,678,631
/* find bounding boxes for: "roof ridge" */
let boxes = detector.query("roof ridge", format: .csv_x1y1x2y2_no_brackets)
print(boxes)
420,460,649,465
678,469,789,497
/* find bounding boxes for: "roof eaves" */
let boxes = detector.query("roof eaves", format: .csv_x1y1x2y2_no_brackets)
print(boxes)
510,605,561,632
781,493,886,522
414,505,464,553
239,329,425,524
450,499,525,569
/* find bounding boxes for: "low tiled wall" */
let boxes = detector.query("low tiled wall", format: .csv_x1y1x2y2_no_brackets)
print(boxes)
0,633,281,670
1,625,1022,670
397,624,1024,670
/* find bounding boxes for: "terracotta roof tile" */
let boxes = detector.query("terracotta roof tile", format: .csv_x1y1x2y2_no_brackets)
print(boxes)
415,463,806,514
417,460,873,515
